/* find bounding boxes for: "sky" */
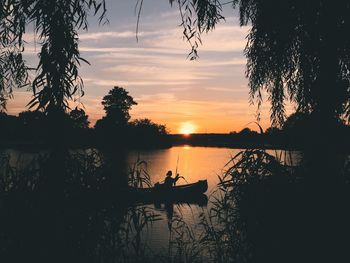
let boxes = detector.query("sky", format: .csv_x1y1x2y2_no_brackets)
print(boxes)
7,0,294,134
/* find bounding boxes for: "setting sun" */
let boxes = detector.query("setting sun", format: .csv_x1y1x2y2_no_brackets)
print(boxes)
179,122,196,135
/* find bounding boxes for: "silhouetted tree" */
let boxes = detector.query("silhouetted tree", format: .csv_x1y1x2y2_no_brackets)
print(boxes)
101,86,137,127
0,112,20,139
128,118,169,148
264,127,280,135
170,0,350,127
282,112,311,132
238,127,258,136
18,110,45,126
94,87,137,146
69,107,90,129
17,110,46,139
0,1,106,112
129,118,168,135
0,2,28,110
94,116,110,131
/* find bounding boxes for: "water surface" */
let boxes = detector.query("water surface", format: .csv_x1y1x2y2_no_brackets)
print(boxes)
0,146,302,260
125,146,301,254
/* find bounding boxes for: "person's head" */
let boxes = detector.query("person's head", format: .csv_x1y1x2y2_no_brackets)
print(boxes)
166,170,172,177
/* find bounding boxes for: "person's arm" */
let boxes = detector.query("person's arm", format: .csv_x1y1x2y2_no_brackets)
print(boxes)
173,174,181,185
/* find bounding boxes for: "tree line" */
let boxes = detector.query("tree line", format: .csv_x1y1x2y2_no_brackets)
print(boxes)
0,86,169,148
1,1,349,151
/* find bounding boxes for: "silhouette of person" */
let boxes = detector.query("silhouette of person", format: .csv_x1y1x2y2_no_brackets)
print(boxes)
164,170,177,188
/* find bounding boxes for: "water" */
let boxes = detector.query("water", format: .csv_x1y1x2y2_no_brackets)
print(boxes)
2,146,300,192
128,146,234,192
125,146,301,256
0,146,303,262
127,146,300,192
126,146,234,254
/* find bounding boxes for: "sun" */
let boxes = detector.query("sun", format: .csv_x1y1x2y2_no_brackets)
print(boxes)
179,122,196,135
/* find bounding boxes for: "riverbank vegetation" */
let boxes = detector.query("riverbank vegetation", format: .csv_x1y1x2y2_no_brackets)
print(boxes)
1,146,349,262
0,86,169,149
1,107,348,150
1,0,350,262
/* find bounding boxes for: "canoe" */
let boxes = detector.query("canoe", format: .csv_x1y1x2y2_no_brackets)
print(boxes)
128,180,208,202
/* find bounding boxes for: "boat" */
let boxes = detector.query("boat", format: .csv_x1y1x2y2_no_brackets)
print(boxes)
128,180,208,203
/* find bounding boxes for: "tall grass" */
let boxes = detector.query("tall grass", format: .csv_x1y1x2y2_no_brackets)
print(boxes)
0,149,164,262
0,152,48,192
195,148,284,262
222,148,292,187
167,214,203,262
3,145,346,262
0,147,291,262
128,156,152,188
99,205,160,263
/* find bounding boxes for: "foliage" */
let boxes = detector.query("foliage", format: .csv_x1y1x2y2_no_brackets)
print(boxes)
128,156,152,188
198,148,293,262
0,112,22,138
64,149,108,191
235,0,350,125
0,152,47,192
168,0,224,60
0,149,163,263
221,149,290,186
199,191,248,263
0,0,107,112
0,109,90,143
129,118,168,135
69,107,90,129
169,0,350,126
101,86,137,126
1,146,349,262
169,214,203,263
0,0,28,110
264,126,280,135
18,110,45,125
0,108,169,148
237,127,258,136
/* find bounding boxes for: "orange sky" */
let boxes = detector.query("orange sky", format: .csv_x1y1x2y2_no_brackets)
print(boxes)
6,1,295,134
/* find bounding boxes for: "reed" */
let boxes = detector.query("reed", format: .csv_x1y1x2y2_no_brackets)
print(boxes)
4,145,346,262
0,152,47,192
128,155,152,188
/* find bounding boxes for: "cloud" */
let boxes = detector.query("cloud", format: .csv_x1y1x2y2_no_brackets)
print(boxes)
83,78,194,87
79,30,159,40
206,87,236,92
7,2,274,133
141,25,249,53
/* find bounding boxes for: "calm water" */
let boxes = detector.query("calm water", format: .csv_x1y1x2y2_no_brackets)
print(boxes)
127,146,233,193
127,146,300,191
1,146,301,260
126,146,234,253
125,146,301,254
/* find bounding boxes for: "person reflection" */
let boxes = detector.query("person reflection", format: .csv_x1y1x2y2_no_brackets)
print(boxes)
165,201,174,230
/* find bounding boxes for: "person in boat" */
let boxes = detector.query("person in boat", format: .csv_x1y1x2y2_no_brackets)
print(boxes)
164,170,180,188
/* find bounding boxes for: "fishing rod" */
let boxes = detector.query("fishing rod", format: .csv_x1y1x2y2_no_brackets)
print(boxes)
175,154,179,177
175,154,189,184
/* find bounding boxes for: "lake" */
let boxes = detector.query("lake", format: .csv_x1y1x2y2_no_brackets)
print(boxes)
0,146,302,262
127,146,300,192
125,146,301,255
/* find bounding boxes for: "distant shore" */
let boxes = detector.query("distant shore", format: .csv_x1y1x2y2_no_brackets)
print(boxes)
1,133,349,153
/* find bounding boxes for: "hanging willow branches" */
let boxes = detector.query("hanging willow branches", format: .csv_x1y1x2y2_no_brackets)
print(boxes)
168,0,224,59
168,0,350,126
0,0,107,112
0,0,28,110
